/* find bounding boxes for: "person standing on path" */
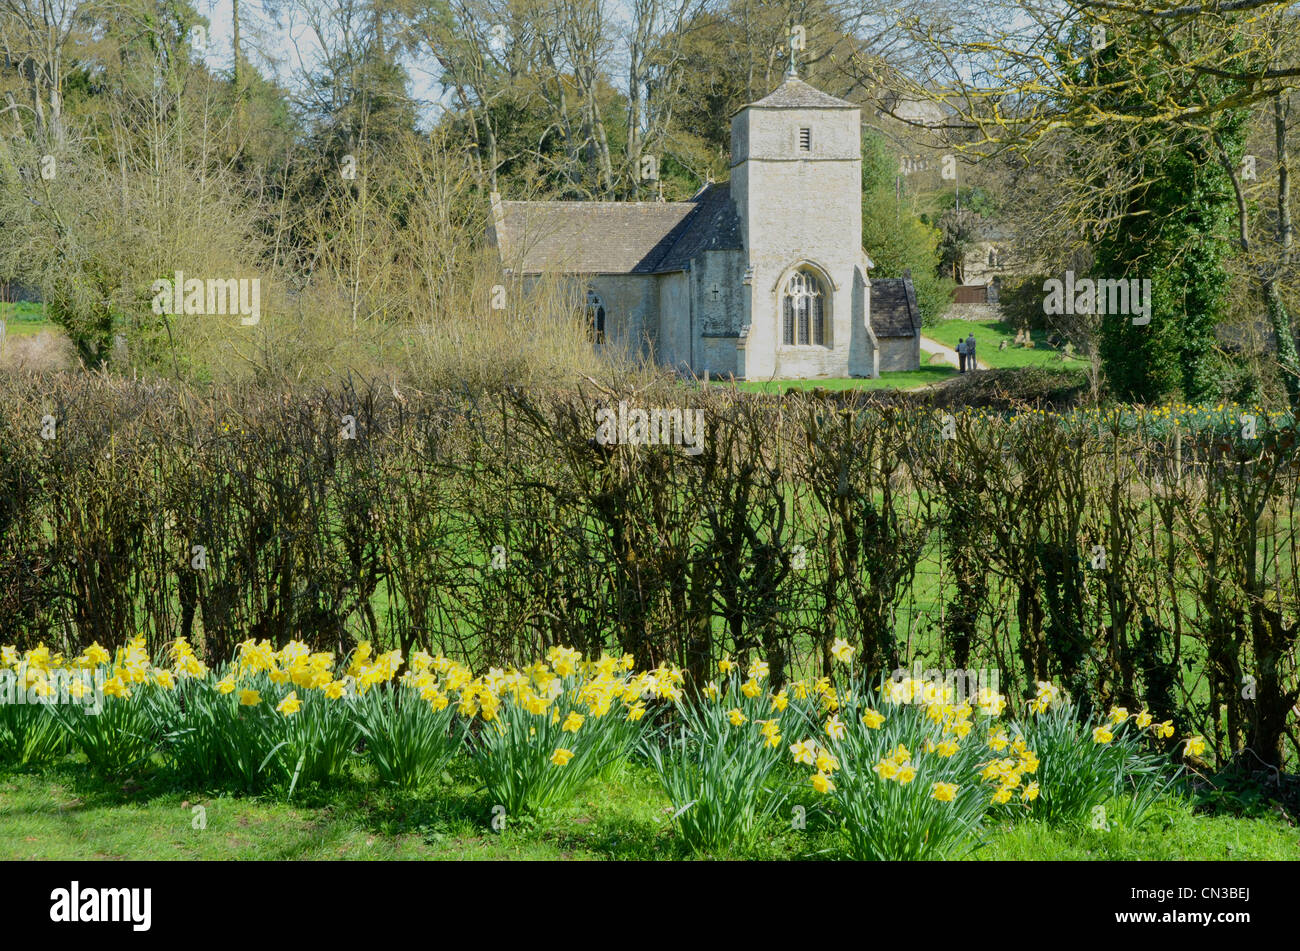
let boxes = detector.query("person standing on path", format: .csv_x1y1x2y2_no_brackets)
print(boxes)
957,338,967,372
966,332,977,370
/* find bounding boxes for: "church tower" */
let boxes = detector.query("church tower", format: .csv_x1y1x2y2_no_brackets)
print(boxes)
729,65,870,378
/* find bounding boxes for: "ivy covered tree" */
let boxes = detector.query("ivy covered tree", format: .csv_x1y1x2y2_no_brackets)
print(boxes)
861,129,953,324
1086,22,1248,403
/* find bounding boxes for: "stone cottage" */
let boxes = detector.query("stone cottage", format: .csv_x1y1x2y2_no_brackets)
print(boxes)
488,67,921,380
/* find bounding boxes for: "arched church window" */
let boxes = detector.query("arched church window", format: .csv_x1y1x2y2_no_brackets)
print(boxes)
587,288,605,344
782,269,826,346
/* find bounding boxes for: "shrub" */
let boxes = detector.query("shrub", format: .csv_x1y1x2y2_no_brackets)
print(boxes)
468,647,653,817
789,664,1019,860
0,663,69,768
54,637,166,777
355,653,469,789
1017,685,1179,828
646,660,806,854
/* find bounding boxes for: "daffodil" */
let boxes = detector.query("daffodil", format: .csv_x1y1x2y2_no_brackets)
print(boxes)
727,708,747,726
931,782,958,802
824,714,845,740
1092,726,1113,744
239,688,261,707
830,638,854,664
790,739,817,766
550,747,575,766
861,708,885,729
1185,735,1207,757
814,749,839,773
83,643,111,667
277,691,302,715
810,772,834,794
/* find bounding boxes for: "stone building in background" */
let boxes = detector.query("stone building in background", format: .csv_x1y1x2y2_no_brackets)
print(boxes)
489,67,921,380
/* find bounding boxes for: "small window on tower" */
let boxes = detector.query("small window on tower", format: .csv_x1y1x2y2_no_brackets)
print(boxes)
798,127,811,152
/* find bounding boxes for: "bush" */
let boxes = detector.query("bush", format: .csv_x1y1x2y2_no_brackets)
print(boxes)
355,665,468,789
467,647,653,817
646,661,806,854
1017,688,1179,828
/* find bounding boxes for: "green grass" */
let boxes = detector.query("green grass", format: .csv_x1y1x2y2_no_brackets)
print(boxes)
0,301,57,338
725,368,957,394
925,319,1090,370
705,318,1085,393
2,757,1294,861
973,805,1299,860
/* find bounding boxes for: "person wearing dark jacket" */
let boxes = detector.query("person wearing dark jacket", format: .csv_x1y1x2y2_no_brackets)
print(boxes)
965,333,977,370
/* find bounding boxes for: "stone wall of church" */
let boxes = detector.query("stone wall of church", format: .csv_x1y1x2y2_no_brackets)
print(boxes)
878,336,920,373
729,104,863,380
773,343,844,378
656,272,691,372
692,250,745,337
689,249,746,378
589,274,659,355
847,263,875,377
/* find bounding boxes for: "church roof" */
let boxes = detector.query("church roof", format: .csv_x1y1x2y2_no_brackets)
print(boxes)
870,278,922,338
651,182,744,272
494,182,743,275
745,76,858,111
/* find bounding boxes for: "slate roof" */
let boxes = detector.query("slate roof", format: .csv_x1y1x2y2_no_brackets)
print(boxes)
747,76,858,111
494,182,743,276
870,278,921,338
652,182,744,272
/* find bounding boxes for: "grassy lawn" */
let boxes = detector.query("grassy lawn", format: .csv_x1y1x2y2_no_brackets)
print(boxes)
2,759,1294,861
703,319,1086,393
0,301,57,338
925,319,1090,370
724,367,957,394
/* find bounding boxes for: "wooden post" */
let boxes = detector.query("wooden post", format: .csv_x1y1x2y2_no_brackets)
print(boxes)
1174,428,1182,489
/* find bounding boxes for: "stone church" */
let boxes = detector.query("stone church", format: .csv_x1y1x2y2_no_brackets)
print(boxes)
488,67,921,380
